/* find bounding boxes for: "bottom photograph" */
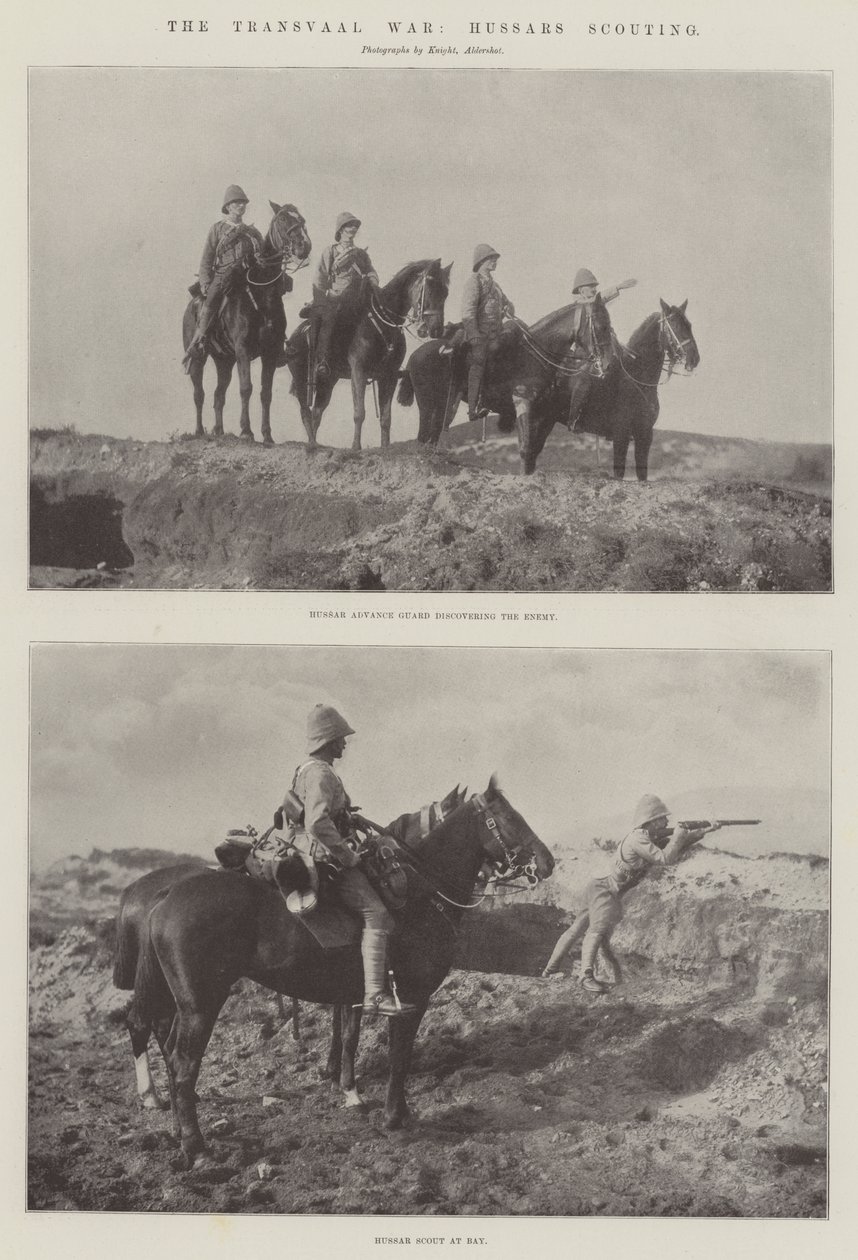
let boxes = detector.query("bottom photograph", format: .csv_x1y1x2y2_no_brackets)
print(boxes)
28,646,829,1218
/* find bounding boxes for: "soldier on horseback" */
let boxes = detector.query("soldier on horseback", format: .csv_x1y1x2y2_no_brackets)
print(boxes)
309,213,379,383
563,268,637,429
283,705,415,1019
182,185,265,370
461,244,515,422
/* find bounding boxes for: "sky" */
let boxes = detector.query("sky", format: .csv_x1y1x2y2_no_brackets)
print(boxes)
29,68,831,449
29,646,829,869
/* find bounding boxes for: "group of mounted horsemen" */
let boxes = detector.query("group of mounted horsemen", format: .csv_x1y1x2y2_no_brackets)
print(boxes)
181,186,700,478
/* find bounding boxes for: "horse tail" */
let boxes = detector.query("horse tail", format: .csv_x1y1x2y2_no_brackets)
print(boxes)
112,915,138,991
396,371,415,407
133,931,174,1028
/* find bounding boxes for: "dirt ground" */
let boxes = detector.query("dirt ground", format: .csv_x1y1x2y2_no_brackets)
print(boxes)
27,847,828,1217
29,427,831,591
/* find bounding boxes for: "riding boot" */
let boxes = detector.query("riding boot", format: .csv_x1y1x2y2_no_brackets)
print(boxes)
361,928,416,1018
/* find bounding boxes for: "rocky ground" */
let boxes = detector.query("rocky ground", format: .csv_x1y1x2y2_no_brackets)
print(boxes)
29,427,831,591
28,843,828,1216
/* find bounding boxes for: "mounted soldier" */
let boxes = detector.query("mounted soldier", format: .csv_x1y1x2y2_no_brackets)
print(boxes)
563,268,637,429
461,244,515,422
309,212,380,384
282,704,415,1019
182,185,266,370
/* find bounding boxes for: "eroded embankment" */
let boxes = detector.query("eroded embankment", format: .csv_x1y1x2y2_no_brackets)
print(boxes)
29,432,831,591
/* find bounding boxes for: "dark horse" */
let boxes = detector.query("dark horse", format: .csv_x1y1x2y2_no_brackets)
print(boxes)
130,778,552,1166
519,300,701,479
182,203,312,445
285,259,452,451
113,786,468,1111
396,302,613,463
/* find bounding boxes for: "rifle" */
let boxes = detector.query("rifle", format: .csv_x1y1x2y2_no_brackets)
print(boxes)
665,819,761,836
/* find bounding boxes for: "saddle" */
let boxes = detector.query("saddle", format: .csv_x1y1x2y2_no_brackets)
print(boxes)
214,823,408,945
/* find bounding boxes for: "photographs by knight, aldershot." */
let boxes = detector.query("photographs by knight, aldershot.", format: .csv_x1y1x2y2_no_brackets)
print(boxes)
28,645,830,1220
28,67,831,593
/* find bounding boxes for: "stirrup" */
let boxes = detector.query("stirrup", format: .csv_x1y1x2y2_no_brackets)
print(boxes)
363,990,416,1018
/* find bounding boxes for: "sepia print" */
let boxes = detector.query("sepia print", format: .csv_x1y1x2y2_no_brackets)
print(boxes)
28,68,831,593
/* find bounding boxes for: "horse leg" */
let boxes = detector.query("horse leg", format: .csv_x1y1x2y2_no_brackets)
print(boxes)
383,1002,427,1130
376,372,397,450
322,1004,344,1082
259,354,276,447
634,421,654,482
126,998,168,1111
339,1003,365,1109
351,368,368,451
212,359,232,438
189,361,206,438
613,414,631,480
513,390,541,475
236,351,254,440
167,1004,222,1167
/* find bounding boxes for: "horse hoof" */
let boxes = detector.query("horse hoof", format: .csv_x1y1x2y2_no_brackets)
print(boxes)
262,436,274,448
342,1089,366,1110
240,431,255,443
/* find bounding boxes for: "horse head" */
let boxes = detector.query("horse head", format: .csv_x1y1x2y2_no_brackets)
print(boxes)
383,259,452,339
472,775,555,887
659,299,700,374
268,201,312,271
525,302,613,379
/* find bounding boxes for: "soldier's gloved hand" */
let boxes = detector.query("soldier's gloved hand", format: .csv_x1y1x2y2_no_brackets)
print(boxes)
273,808,285,831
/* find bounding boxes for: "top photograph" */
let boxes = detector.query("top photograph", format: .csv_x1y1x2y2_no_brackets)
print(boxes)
28,68,831,593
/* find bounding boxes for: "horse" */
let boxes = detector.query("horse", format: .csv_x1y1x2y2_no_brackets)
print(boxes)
395,302,613,461
521,300,701,479
284,259,452,451
131,777,552,1167
182,202,312,445
395,322,518,446
113,786,468,1111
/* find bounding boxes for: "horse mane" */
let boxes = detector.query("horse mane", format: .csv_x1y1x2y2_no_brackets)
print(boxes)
626,312,661,354
528,303,578,337
381,258,441,297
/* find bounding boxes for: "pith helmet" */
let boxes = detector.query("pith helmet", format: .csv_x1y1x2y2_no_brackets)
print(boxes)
307,704,355,754
222,185,249,213
573,268,598,293
335,211,361,239
473,243,500,271
632,794,670,830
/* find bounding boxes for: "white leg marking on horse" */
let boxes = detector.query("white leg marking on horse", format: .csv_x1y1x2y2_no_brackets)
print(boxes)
135,1051,162,1108
343,1088,364,1108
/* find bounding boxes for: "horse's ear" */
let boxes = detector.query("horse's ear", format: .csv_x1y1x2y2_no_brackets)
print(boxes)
659,298,670,315
269,200,281,215
442,262,453,282
679,299,688,314
487,773,500,797
460,785,469,802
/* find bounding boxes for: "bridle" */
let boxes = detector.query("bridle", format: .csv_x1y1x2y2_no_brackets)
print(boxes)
246,209,310,287
614,309,697,388
368,267,446,342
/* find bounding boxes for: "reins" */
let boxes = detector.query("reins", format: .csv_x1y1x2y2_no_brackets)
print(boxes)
611,314,696,390
510,315,609,379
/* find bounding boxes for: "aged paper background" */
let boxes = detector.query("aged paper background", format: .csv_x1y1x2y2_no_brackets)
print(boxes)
4,0,857,1255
